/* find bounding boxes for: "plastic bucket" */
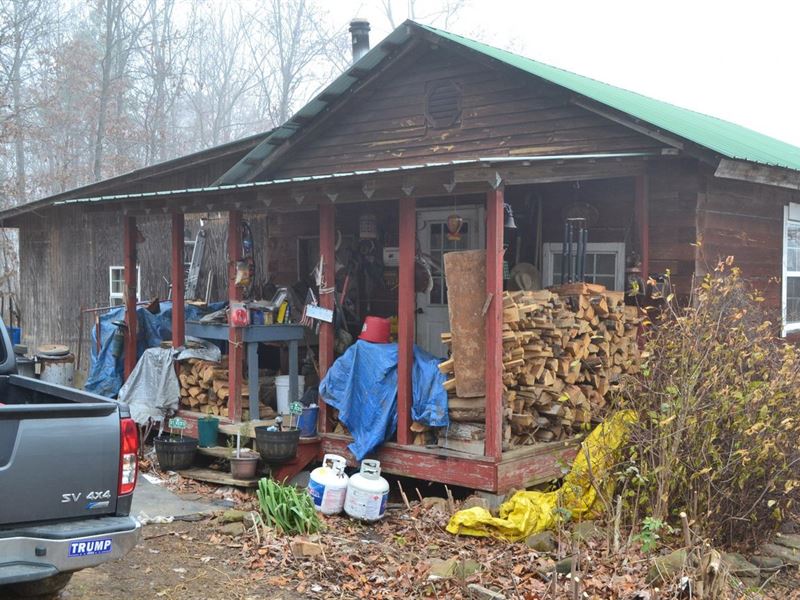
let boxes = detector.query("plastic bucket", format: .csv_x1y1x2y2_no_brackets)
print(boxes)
196,417,220,448
154,436,198,471
275,375,305,414
297,406,319,437
254,427,300,463
359,316,391,343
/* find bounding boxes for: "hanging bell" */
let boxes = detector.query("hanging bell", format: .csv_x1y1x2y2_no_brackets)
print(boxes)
504,204,517,229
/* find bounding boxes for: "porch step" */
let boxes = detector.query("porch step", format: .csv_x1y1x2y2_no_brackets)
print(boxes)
197,446,237,459
218,419,276,437
178,466,261,488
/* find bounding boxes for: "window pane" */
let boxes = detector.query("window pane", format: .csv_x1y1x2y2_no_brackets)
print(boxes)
430,276,443,305
788,277,800,323
789,224,800,271
593,275,616,289
594,253,616,274
430,223,442,250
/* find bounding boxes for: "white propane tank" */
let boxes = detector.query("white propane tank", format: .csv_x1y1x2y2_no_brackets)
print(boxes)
307,454,349,515
344,459,390,521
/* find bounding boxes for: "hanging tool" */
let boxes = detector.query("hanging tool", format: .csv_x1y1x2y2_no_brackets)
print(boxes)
184,226,207,300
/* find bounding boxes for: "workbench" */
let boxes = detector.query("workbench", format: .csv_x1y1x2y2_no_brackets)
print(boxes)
185,322,305,420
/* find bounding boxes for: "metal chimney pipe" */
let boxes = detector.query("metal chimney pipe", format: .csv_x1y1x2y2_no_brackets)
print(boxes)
349,19,371,63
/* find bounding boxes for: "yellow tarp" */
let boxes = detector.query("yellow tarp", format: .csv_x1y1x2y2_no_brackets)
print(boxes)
446,410,636,541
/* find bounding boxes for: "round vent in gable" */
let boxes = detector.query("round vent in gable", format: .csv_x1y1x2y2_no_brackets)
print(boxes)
425,80,462,129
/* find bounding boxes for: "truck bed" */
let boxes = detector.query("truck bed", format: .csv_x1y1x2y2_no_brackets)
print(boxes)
0,375,129,526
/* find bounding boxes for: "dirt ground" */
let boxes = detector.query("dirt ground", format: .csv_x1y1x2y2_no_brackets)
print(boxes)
55,509,800,600
52,464,800,600
63,520,304,600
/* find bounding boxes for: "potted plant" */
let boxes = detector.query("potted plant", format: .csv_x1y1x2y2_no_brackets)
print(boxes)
254,406,302,463
229,423,259,479
154,417,198,471
197,409,220,448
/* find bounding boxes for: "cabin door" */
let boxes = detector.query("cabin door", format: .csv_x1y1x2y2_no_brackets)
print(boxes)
416,206,485,357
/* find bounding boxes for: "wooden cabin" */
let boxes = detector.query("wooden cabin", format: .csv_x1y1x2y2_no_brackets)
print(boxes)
4,21,800,492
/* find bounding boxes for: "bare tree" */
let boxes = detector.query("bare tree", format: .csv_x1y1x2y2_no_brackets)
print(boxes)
185,3,257,147
379,0,468,30
246,0,347,128
0,0,53,202
91,0,146,180
134,0,193,163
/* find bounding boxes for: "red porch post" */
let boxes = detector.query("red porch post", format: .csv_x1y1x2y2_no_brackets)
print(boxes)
171,212,185,348
318,203,335,433
485,188,504,459
227,210,244,422
397,198,416,445
635,175,650,279
123,216,138,379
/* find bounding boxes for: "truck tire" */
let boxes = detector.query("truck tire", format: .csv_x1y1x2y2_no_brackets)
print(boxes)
6,572,73,598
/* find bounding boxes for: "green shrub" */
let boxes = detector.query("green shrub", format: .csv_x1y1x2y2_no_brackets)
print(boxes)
256,478,323,535
621,260,800,546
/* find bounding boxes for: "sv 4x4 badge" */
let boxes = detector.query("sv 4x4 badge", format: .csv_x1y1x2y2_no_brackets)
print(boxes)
61,490,111,503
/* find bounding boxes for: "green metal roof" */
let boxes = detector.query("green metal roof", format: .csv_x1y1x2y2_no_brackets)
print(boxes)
417,23,800,172
218,20,800,185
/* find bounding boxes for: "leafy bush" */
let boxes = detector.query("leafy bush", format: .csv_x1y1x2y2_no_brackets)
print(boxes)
257,478,323,535
621,260,800,546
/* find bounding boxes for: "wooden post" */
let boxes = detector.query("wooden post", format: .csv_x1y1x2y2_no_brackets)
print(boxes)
635,175,650,279
227,210,244,422
397,198,416,445
171,212,185,348
485,188,504,459
318,203,335,433
123,216,138,379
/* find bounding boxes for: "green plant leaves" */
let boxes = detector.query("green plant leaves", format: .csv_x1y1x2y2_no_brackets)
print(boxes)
256,477,322,536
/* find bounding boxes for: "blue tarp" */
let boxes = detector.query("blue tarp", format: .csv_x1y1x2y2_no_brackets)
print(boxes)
319,340,448,460
85,302,224,398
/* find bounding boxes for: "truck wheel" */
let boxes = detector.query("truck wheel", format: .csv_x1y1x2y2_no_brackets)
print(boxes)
6,573,73,598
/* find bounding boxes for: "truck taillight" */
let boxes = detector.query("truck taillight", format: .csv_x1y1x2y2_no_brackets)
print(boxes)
119,418,139,496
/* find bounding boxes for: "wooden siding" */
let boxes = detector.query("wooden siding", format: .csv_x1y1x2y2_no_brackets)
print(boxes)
696,173,797,313
648,160,700,298
266,45,663,179
16,206,268,368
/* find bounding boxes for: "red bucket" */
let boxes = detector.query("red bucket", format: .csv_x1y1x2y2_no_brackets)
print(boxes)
359,316,391,343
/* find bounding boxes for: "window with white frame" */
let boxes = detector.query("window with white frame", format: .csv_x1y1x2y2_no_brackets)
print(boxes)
542,242,626,290
109,266,141,307
783,204,800,334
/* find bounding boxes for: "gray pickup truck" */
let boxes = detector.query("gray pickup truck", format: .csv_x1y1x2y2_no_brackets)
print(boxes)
0,325,141,598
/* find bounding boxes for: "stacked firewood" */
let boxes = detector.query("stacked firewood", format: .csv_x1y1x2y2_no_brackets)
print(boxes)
440,283,643,449
178,357,233,417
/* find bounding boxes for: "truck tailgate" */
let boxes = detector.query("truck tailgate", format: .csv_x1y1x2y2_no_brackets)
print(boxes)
0,402,120,525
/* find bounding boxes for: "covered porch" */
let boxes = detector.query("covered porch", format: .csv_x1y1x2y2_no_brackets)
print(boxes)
114,151,658,492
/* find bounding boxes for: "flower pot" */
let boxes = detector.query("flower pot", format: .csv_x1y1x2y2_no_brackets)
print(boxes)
254,427,300,463
229,454,259,479
154,436,198,471
197,417,220,448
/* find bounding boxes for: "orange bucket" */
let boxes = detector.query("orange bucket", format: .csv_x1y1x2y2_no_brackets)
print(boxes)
359,316,391,343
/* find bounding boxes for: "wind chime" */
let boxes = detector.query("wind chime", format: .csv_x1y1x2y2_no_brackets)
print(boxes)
561,217,588,284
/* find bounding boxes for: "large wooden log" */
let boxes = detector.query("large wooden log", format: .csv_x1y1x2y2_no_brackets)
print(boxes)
443,249,487,398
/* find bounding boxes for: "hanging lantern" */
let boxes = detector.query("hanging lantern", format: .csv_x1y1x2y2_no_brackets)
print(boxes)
446,213,463,240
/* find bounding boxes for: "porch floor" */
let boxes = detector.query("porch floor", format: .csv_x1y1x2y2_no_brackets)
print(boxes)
322,433,582,493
